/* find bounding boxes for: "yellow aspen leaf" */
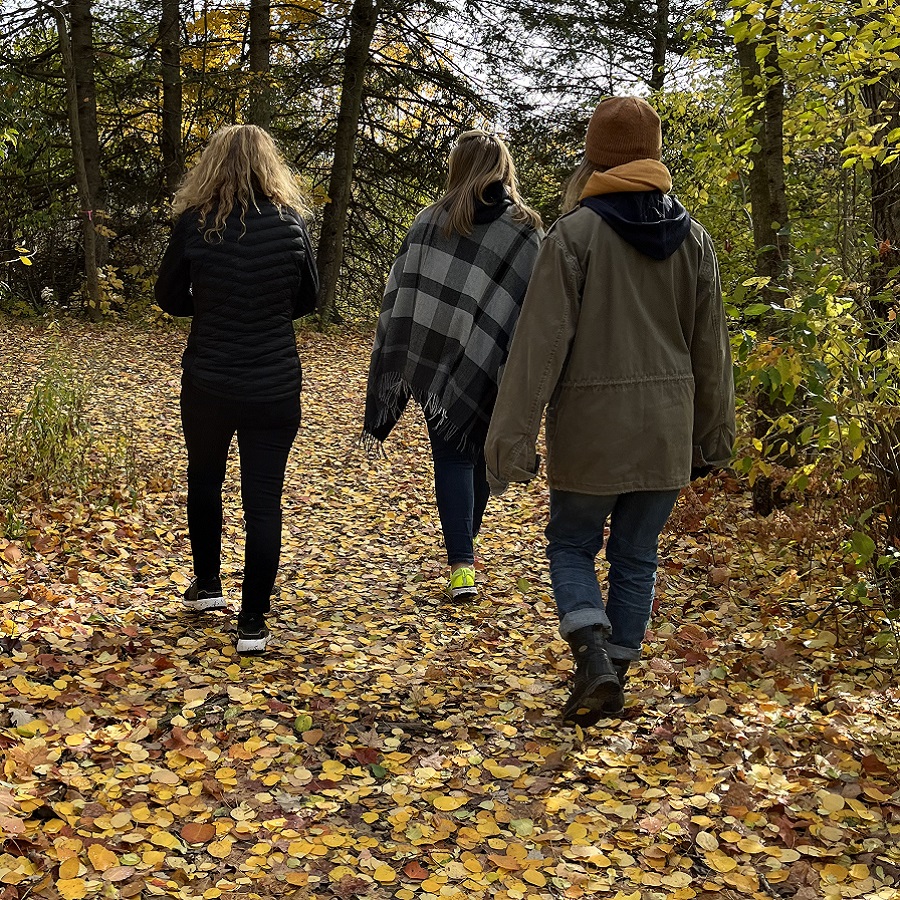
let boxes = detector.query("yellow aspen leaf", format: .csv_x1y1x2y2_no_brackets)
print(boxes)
566,822,588,841
56,879,88,900
87,844,118,871
58,858,80,880
819,792,844,813
151,831,180,849
724,872,759,891
373,864,397,883
737,838,765,853
207,838,234,859
822,864,849,882
707,698,728,715
850,864,870,880
328,866,354,882
432,795,466,811
522,868,547,887
488,854,522,871
285,872,308,886
150,768,180,784
486,764,521,779
705,851,737,873
818,826,844,842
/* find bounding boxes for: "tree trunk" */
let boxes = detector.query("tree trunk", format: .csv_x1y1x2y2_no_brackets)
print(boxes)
735,3,791,516
48,1,101,318
862,74,900,544
159,0,184,196
863,75,900,330
762,20,789,276
315,0,379,326
649,0,668,93
70,0,107,274
247,0,271,129
735,4,788,289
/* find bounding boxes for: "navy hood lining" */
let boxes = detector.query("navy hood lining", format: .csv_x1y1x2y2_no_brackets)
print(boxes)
581,190,692,261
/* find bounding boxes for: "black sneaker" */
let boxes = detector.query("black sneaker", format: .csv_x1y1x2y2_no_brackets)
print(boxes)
182,577,226,612
236,615,270,654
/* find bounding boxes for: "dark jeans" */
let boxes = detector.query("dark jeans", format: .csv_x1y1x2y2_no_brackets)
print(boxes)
180,379,300,616
427,421,490,567
546,489,680,661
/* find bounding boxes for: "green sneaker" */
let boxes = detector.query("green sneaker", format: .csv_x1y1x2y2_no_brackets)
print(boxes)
449,566,477,599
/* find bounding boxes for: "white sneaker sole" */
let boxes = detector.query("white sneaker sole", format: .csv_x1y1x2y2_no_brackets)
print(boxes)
451,586,478,599
182,595,227,611
236,634,269,653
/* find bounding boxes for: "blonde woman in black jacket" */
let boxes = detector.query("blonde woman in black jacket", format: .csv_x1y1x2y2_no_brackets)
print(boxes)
155,124,318,654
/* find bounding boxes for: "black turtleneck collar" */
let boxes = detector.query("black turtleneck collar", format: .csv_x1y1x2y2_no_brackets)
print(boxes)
473,181,513,224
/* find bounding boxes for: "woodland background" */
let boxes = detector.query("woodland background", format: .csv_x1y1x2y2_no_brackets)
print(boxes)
4,0,900,634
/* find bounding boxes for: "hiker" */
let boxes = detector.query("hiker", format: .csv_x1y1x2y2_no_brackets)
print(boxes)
363,131,542,599
485,97,735,724
155,124,318,654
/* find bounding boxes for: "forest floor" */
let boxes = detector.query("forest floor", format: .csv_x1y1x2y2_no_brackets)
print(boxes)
0,322,898,900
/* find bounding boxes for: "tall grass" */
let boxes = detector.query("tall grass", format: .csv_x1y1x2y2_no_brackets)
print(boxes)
0,353,137,535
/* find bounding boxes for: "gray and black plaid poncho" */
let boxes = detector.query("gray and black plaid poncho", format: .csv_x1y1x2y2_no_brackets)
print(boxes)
363,201,541,458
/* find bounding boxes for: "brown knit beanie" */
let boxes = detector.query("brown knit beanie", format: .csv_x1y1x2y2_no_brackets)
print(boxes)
585,96,662,167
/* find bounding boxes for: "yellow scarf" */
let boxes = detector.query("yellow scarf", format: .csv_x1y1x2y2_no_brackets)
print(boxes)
580,159,672,198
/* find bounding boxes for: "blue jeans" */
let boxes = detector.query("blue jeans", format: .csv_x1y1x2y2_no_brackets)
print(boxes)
427,421,489,566
546,489,679,661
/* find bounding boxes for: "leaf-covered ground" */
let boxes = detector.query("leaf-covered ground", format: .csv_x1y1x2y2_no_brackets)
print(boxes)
1,322,898,900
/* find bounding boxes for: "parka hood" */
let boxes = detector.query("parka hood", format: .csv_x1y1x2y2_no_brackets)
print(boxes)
581,191,692,261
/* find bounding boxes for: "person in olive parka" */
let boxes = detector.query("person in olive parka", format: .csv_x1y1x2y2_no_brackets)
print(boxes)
486,98,735,724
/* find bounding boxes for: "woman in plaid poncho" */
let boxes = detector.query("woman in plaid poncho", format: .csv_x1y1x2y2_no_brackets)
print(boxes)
364,131,542,599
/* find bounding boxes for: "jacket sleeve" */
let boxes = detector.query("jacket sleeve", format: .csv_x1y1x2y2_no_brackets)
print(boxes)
691,232,735,469
155,215,194,316
293,218,320,319
485,231,582,485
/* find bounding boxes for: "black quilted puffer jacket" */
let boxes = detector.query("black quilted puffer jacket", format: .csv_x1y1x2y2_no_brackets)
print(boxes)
155,200,319,402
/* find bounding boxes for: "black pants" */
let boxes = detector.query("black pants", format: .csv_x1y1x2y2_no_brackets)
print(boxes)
180,379,300,616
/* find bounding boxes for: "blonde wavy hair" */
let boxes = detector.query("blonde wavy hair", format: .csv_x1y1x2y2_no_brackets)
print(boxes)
427,130,542,237
172,124,310,241
562,159,604,214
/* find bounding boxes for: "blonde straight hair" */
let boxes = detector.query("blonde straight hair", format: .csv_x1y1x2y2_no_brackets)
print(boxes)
427,130,542,237
173,124,310,241
562,158,604,214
